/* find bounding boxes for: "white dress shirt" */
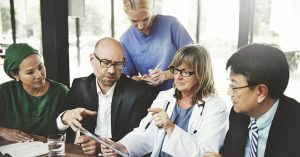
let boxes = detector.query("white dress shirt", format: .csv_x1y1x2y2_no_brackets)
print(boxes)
56,80,116,139
94,81,116,138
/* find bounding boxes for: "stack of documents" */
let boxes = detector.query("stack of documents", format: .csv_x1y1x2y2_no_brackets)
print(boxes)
0,141,48,157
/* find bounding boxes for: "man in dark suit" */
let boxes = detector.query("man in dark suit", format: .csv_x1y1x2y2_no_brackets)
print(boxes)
203,43,300,157
56,37,153,155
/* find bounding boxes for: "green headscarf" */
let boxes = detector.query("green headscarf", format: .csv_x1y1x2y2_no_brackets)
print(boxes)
4,43,39,78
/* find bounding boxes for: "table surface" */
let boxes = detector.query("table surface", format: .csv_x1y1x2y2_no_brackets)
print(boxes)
0,135,95,157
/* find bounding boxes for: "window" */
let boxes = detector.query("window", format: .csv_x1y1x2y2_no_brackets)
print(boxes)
253,0,300,101
0,0,12,84
114,1,130,39
15,0,42,52
0,0,12,46
66,0,299,102
157,0,198,42
69,0,111,81
0,0,42,84
198,0,239,106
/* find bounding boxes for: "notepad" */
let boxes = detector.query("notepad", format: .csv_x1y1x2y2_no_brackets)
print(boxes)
0,141,48,157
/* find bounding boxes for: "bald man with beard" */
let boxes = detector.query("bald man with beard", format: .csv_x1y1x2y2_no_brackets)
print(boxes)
56,37,153,155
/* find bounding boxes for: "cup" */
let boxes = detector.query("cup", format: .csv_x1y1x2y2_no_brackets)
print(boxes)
47,134,65,157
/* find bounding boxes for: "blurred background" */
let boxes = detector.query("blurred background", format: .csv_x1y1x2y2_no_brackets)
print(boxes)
1,0,299,108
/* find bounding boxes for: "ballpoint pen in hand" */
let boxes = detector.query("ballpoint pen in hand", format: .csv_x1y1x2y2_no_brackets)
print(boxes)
146,59,164,84
143,59,163,78
154,59,163,69
144,101,170,130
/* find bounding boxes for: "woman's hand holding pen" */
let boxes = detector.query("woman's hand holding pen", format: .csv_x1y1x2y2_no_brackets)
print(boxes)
133,68,166,86
146,69,165,86
148,108,175,136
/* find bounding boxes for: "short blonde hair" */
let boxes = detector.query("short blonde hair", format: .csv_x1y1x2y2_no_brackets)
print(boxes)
170,44,216,103
123,0,154,13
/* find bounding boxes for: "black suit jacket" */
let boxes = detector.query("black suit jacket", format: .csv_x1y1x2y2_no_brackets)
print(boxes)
220,95,300,157
63,74,153,142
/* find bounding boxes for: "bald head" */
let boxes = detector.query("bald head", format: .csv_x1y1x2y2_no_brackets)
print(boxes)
94,37,124,62
95,37,122,51
91,37,125,90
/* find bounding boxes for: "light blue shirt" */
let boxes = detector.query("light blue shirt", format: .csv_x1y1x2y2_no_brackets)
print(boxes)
244,99,279,157
160,102,195,157
120,15,193,93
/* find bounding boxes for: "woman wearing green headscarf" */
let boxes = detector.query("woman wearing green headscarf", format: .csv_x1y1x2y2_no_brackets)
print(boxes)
0,43,69,142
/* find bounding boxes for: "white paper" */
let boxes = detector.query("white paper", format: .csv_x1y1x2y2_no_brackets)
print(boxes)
0,141,49,157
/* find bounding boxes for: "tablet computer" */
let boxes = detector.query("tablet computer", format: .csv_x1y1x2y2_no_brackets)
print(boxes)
73,124,129,157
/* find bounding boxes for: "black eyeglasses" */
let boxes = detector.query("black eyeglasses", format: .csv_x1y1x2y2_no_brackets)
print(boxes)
94,53,124,70
169,66,195,77
227,79,257,94
227,84,252,95
230,85,251,90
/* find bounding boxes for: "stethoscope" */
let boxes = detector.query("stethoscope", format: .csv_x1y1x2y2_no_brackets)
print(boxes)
198,102,205,116
192,102,205,134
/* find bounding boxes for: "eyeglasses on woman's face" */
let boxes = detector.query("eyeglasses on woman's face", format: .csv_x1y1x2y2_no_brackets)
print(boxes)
94,53,124,70
169,66,195,77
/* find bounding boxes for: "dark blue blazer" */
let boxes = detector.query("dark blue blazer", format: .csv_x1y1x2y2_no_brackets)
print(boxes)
62,74,153,142
220,95,300,157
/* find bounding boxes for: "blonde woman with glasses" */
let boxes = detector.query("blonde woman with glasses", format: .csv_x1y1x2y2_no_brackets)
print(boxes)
101,44,228,157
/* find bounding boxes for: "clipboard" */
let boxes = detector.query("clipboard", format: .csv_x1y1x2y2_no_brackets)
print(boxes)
73,124,129,157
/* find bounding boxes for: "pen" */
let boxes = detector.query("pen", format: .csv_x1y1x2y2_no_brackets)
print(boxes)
154,59,163,69
144,101,170,130
140,59,162,77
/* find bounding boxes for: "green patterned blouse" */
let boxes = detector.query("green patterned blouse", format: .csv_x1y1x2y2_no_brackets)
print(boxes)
0,79,68,136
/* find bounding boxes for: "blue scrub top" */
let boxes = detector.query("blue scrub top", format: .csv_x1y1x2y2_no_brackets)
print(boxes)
120,15,193,97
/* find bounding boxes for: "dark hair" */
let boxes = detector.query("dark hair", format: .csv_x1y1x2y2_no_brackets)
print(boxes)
170,44,215,104
226,43,289,98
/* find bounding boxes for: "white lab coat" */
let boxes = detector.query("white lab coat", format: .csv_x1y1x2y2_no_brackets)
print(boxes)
119,88,228,157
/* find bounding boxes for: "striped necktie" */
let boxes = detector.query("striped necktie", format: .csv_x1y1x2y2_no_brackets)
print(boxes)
250,119,259,157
